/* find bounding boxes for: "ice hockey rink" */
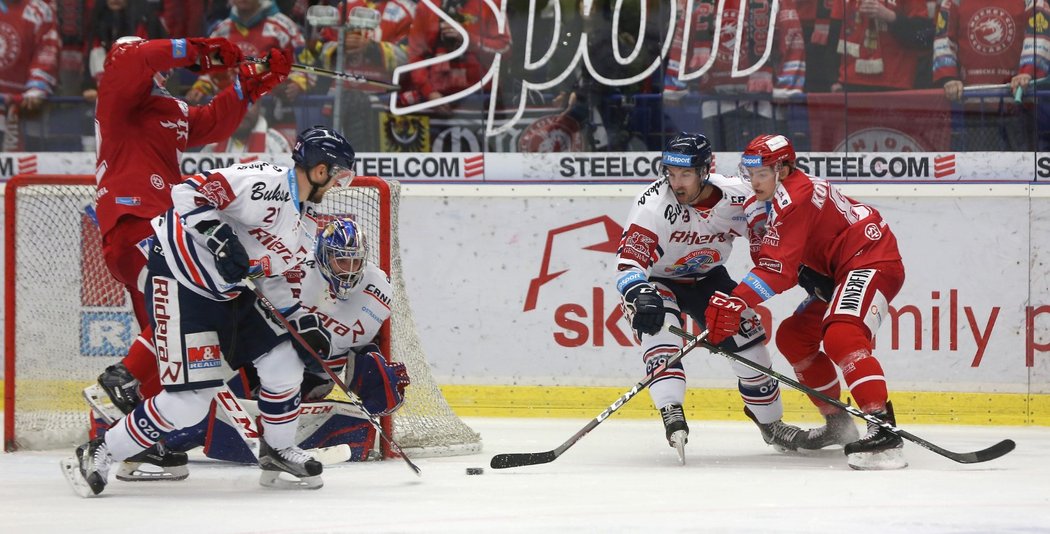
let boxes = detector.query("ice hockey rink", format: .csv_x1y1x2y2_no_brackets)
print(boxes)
1,416,1048,533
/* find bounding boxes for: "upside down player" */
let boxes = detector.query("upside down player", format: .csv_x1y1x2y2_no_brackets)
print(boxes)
88,36,292,472
157,219,411,470
615,132,804,464
704,134,907,470
61,126,354,497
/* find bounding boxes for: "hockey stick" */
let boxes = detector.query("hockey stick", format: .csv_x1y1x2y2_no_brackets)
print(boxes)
244,57,400,91
667,325,1016,464
245,279,421,476
489,328,709,469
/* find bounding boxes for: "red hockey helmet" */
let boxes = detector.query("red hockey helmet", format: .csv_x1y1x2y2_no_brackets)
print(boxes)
741,134,796,171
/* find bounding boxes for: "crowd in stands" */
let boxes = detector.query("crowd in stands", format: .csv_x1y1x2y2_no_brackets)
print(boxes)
0,0,1047,153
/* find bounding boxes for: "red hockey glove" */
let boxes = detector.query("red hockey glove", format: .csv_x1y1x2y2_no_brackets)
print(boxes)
704,291,747,345
238,48,292,103
189,37,242,74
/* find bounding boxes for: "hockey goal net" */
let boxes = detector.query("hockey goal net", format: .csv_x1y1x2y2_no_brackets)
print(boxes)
3,174,481,457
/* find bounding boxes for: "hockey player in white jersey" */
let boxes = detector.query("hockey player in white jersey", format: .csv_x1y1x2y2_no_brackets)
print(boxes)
615,132,803,463
158,217,411,466
62,125,356,496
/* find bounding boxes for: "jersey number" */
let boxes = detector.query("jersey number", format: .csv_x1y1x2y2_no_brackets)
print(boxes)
262,207,277,224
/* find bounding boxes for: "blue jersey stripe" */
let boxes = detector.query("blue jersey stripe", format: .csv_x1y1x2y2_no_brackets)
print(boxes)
742,272,777,301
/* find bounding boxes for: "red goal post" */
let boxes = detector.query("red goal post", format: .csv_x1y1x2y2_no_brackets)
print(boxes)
4,173,480,458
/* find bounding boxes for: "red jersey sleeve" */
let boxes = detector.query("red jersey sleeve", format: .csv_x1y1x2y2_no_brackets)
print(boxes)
186,84,250,147
102,39,205,104
732,180,816,308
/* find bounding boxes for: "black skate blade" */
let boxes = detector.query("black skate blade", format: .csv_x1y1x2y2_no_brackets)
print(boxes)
490,451,556,469
60,458,100,498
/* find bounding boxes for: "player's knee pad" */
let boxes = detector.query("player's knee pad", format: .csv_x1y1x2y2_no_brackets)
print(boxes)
253,340,306,393
349,347,410,416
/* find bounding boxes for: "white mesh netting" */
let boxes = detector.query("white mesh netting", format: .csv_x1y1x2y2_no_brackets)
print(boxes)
5,175,480,457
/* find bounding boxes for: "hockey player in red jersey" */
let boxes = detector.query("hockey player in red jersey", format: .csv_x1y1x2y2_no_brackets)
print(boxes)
704,134,907,470
90,36,292,473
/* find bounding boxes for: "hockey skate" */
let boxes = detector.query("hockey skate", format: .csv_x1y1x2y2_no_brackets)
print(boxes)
60,437,112,497
744,407,804,453
258,439,324,489
844,401,908,470
660,404,689,464
116,442,189,482
796,410,860,450
97,363,142,415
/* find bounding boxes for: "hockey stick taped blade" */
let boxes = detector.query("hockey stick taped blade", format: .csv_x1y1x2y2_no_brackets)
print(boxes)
490,452,556,469
311,444,352,465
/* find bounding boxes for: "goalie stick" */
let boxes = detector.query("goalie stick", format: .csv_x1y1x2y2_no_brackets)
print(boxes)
244,57,399,91
489,328,709,469
245,279,421,476
667,325,1016,465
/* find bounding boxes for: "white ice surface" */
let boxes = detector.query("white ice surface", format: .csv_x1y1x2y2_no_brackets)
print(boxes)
2,417,1048,533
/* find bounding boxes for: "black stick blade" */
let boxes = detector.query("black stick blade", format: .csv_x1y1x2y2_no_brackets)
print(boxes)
490,452,557,469
952,439,1016,464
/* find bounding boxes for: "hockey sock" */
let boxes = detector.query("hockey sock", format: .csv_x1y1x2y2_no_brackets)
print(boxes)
791,351,841,416
121,331,162,398
824,322,888,413
732,344,783,423
258,386,302,449
643,344,686,409
105,397,175,461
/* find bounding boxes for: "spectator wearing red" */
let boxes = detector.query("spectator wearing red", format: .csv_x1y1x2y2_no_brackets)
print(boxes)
186,0,306,104
82,0,169,102
401,0,511,112
1010,0,1050,95
833,0,934,91
0,0,60,150
933,0,1028,101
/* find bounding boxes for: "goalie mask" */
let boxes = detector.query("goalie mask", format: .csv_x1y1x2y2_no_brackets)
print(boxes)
317,218,368,300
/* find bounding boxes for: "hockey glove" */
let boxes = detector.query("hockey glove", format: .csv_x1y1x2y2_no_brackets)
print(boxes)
705,291,747,345
194,220,250,284
238,47,292,103
290,313,333,373
188,37,242,74
797,264,835,303
623,284,665,337
349,345,410,416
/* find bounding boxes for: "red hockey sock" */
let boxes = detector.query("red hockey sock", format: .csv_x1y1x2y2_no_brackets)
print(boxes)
823,322,888,413
122,330,161,398
793,351,842,416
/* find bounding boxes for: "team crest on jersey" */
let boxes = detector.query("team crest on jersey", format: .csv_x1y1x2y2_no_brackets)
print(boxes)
198,174,236,208
668,248,720,275
0,22,21,71
968,7,1015,55
762,222,781,247
150,174,165,190
619,225,658,266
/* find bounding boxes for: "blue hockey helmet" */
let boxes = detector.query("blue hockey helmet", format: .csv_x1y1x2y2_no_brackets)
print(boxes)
661,132,713,175
316,218,368,300
292,125,357,184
